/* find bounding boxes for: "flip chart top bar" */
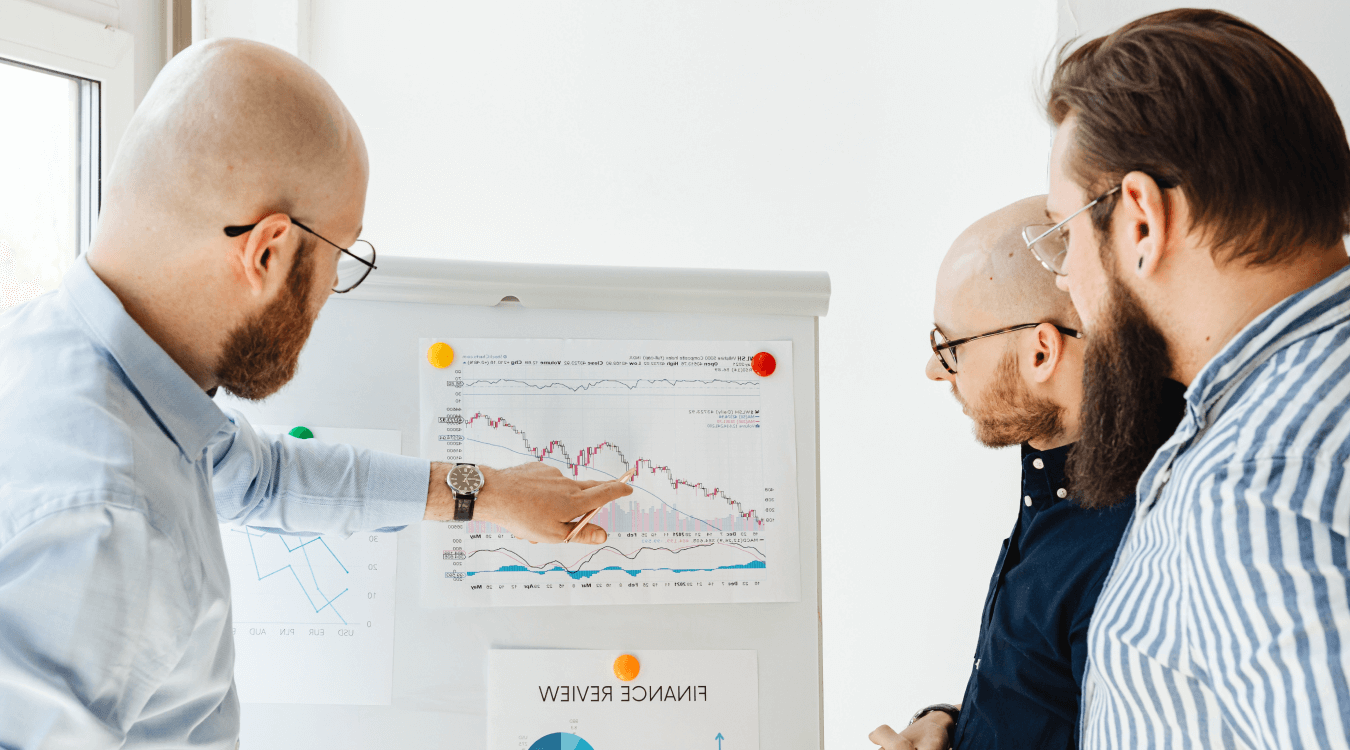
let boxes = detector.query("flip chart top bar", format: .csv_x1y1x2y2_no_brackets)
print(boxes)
343,256,831,317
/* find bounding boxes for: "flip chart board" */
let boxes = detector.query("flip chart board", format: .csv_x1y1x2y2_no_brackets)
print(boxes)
218,256,828,749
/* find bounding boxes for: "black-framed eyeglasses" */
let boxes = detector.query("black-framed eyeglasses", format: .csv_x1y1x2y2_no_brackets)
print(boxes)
930,323,1083,375
1022,185,1122,276
224,219,377,293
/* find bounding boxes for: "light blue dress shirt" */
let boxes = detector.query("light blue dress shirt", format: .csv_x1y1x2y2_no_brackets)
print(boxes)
0,257,430,748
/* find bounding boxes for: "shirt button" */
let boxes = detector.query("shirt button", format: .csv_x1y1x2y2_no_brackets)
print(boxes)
1057,488,1068,498
1024,495,1033,507
1033,458,1045,469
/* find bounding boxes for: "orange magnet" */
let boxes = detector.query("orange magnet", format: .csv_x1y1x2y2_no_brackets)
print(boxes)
751,351,776,377
427,342,455,369
613,654,640,682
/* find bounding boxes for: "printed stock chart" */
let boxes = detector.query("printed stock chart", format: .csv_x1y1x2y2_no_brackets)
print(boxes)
419,339,800,607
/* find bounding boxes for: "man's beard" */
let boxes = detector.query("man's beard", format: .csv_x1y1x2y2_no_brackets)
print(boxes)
959,347,1065,449
214,245,319,401
1067,249,1187,509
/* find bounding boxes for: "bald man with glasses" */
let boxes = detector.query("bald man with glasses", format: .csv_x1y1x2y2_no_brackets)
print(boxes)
0,39,631,748
869,196,1183,750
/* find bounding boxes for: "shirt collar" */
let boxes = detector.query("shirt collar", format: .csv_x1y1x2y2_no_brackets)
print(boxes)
1185,264,1350,423
61,256,229,459
1020,442,1072,506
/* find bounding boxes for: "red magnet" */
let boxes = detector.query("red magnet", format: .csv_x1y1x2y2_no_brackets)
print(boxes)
751,351,776,377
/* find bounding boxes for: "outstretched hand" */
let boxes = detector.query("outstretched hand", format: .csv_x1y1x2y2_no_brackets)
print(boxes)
869,711,954,750
425,461,633,544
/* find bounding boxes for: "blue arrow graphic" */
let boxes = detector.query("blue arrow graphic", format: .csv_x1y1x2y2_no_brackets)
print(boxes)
715,733,725,749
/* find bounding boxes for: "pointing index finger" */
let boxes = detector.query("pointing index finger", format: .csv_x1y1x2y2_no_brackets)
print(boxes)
580,478,634,506
574,468,635,492
563,469,636,542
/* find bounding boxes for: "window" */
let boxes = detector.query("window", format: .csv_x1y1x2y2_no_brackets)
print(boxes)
0,59,99,311
0,0,134,313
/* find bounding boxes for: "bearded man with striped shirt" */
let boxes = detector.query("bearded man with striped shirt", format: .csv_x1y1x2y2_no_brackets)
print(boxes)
1032,9,1350,749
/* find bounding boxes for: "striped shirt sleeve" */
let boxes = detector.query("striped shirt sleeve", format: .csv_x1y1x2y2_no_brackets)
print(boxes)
1188,453,1350,749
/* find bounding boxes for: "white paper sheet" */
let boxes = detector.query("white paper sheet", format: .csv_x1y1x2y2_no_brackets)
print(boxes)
418,338,800,607
488,650,759,750
223,426,400,705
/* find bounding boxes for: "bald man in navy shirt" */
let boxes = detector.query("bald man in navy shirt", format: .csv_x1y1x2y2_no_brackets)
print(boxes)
869,196,1182,750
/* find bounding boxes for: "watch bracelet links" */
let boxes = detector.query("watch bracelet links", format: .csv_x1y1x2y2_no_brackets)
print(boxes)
909,703,960,726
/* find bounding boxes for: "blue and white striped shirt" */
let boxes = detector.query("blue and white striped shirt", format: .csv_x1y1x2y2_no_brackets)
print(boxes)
1081,264,1350,749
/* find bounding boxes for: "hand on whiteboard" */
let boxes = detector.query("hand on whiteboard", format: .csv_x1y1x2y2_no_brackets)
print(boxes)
868,712,954,750
427,461,633,544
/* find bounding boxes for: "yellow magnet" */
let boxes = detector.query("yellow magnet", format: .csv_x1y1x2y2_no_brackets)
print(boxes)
427,342,455,369
613,654,640,682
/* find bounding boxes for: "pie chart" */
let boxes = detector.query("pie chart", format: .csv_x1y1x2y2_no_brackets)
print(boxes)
528,733,595,750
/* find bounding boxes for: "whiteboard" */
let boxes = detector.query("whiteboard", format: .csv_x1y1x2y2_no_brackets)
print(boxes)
220,256,828,749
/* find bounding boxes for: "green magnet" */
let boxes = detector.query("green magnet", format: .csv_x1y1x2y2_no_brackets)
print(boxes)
288,426,314,440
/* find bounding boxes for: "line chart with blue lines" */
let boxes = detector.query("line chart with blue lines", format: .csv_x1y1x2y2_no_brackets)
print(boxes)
229,529,353,625
220,425,402,706
419,338,801,608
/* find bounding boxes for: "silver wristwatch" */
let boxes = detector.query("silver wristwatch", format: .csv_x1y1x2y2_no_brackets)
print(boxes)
446,463,484,521
910,703,960,726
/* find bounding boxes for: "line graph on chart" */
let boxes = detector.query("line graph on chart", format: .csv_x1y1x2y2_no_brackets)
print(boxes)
228,530,353,625
420,338,801,607
220,522,399,704
458,377,760,393
458,539,768,580
220,425,401,705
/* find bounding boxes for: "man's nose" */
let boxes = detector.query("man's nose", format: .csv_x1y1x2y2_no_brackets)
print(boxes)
925,352,951,382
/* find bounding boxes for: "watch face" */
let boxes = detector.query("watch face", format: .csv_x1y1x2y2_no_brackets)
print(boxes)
448,464,483,493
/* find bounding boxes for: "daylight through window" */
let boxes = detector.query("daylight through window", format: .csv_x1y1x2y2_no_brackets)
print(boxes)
0,58,99,311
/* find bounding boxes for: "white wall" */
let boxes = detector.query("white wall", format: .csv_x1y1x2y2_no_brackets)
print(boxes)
306,2,1055,745
1059,0,1350,119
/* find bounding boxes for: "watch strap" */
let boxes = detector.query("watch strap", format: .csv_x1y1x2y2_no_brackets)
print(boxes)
452,491,475,521
910,703,960,726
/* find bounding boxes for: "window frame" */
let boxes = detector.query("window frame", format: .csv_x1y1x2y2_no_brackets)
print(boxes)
0,0,134,254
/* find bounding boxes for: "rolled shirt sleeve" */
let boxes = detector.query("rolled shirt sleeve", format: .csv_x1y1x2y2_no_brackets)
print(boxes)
209,410,431,536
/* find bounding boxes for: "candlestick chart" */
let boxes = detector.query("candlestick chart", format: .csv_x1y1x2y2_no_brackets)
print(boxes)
419,338,800,607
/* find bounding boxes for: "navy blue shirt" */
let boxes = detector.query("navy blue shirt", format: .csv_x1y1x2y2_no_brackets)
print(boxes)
951,443,1133,750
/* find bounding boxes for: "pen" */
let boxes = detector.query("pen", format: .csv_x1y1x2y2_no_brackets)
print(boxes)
564,467,637,543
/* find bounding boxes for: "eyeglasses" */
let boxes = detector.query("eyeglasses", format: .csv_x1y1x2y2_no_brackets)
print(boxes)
930,323,1083,375
223,219,377,293
1022,185,1121,276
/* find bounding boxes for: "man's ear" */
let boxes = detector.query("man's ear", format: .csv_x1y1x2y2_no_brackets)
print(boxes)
1027,323,1064,384
1117,171,1172,279
234,213,297,295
